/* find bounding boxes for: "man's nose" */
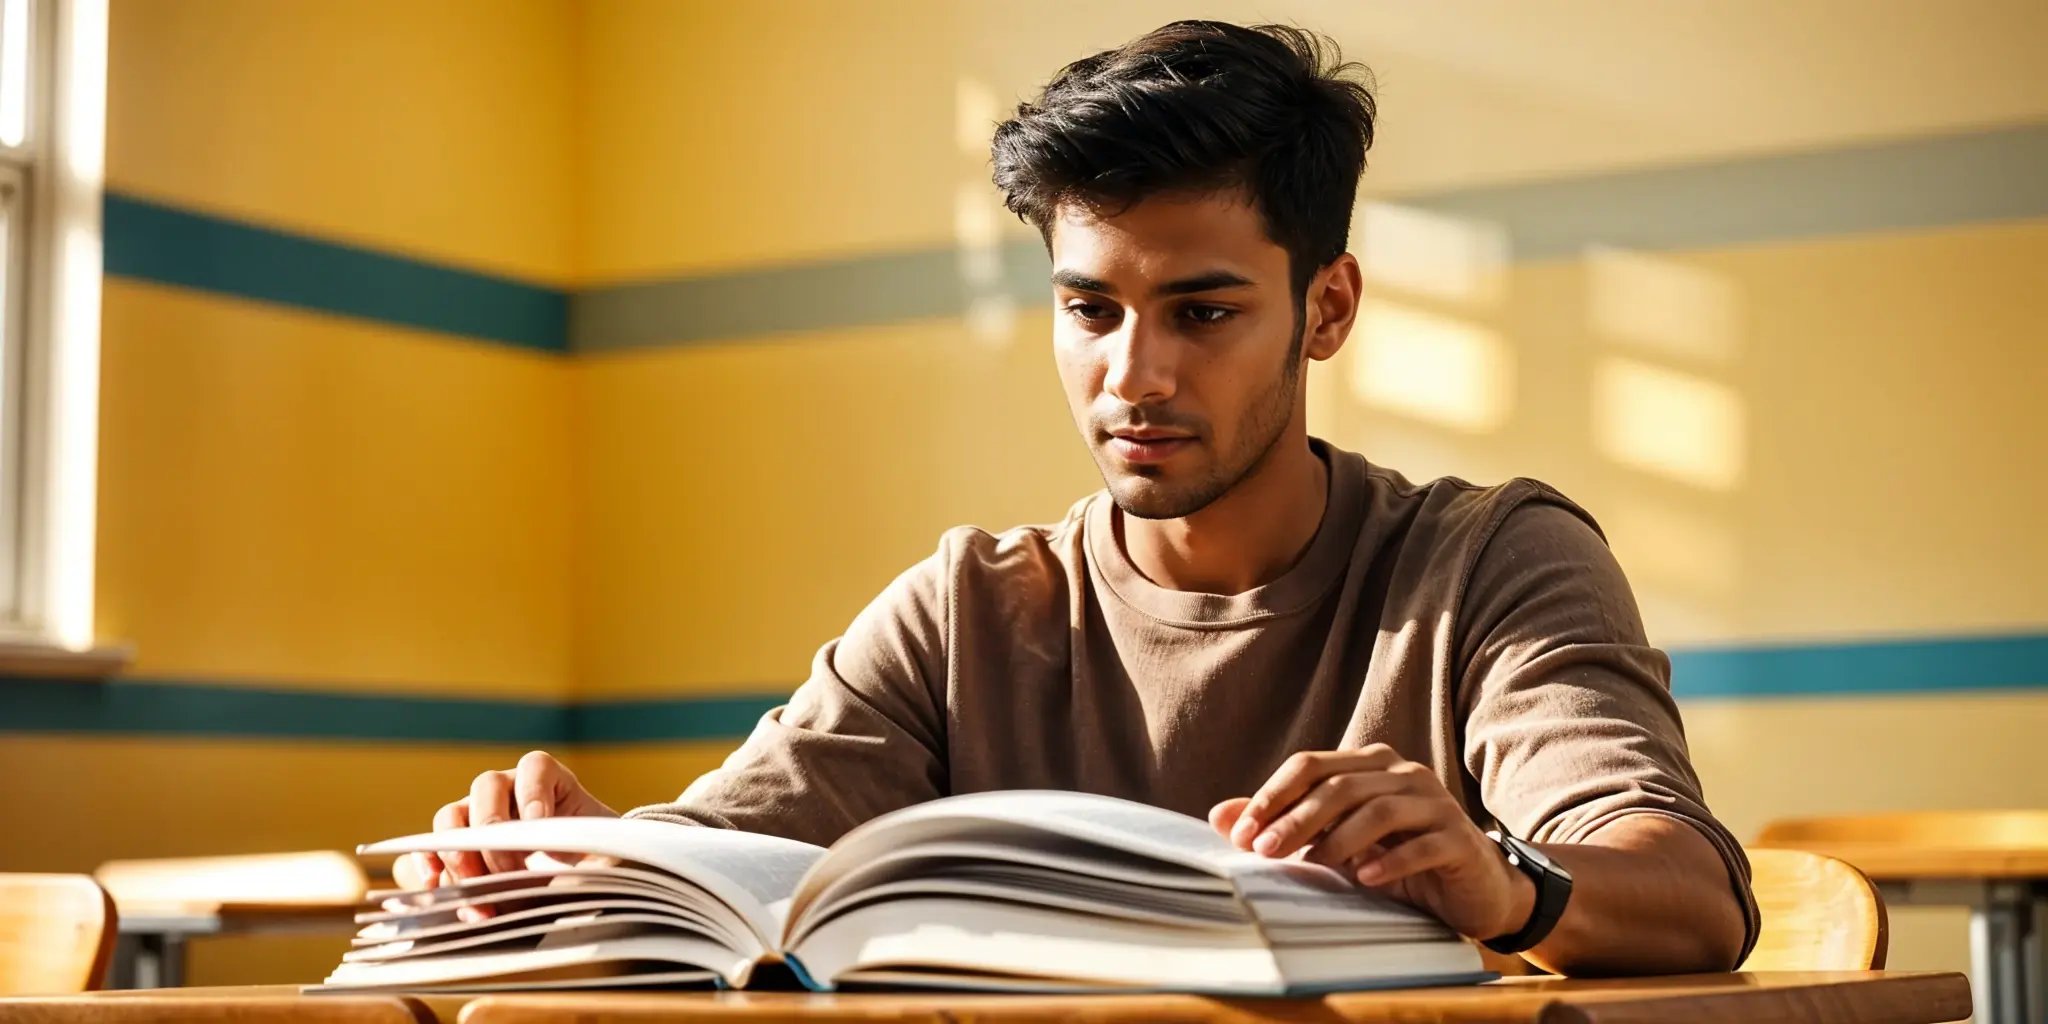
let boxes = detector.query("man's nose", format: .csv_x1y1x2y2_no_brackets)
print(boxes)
1102,315,1178,407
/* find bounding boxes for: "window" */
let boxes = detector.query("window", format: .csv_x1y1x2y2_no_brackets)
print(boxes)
0,0,106,663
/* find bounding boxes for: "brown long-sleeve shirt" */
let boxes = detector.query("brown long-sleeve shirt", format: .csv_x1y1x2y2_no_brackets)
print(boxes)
629,440,1758,955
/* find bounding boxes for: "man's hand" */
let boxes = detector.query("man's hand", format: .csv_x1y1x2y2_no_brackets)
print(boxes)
1209,745,1535,941
398,750,620,892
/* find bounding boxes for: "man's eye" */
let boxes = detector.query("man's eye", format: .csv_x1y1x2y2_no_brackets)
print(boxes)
1182,305,1235,326
1063,303,1115,324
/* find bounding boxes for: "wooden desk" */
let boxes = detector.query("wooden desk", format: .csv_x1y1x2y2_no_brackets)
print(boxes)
1755,842,2048,881
97,852,393,989
109,902,362,989
0,973,1971,1023
0,986,428,1022
1757,839,2048,1024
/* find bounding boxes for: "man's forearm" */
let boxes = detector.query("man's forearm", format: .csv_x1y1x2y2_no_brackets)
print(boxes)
1519,814,1748,976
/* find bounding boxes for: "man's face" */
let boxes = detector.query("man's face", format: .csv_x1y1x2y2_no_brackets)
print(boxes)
1049,190,1303,520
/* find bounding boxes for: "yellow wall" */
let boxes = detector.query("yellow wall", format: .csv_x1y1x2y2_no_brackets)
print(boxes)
0,0,579,985
1,0,2040,996
106,0,578,283
97,280,574,694
571,0,2048,998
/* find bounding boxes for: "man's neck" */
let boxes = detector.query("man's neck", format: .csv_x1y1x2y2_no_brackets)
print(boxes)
1120,426,1330,596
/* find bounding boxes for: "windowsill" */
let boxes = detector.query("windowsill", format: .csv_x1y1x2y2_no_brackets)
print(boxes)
0,639,133,678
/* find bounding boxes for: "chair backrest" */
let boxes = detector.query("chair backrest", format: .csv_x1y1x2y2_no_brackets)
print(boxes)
1743,847,1887,971
0,873,117,994
1757,810,2048,848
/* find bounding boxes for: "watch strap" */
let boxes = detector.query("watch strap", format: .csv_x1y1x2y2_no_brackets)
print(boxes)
1481,830,1572,955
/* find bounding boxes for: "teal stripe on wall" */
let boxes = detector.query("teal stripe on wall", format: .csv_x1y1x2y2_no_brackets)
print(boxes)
103,193,570,353
0,676,567,744
1668,632,2048,700
2,632,2042,743
572,694,783,743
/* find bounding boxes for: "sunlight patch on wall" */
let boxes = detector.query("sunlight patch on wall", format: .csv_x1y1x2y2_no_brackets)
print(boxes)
954,80,1015,350
1593,357,1746,491
963,294,1019,346
1604,495,1741,594
1588,247,1742,364
1349,301,1512,434
1357,202,1507,305
954,77,1000,156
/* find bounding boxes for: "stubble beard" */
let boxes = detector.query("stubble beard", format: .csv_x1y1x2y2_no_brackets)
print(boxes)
1101,317,1305,521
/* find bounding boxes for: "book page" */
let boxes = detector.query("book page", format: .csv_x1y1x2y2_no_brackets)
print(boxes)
1217,855,1459,945
859,792,1225,859
810,792,1235,883
361,879,692,927
785,837,1240,946
361,817,825,947
367,862,693,908
315,933,752,991
346,912,700,964
844,793,1452,934
355,895,729,950
789,896,1282,994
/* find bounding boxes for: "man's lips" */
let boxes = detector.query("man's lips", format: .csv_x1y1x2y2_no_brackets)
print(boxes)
1107,433,1194,464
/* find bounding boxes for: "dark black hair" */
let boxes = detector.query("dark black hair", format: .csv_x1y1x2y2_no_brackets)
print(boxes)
990,20,1376,298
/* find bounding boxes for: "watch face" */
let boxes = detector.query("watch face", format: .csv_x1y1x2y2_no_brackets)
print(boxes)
1498,832,1571,882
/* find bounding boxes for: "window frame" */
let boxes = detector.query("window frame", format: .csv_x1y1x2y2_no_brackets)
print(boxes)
0,0,118,671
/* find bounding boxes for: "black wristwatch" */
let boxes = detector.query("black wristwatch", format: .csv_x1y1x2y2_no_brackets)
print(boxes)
1481,829,1572,954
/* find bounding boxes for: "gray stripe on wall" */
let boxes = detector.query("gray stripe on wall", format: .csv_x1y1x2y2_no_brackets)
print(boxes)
572,122,2048,352
1407,121,2048,261
572,238,1050,352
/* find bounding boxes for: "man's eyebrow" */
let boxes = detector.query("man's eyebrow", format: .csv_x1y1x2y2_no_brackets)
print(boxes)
1155,270,1255,296
1049,269,1256,296
1050,269,1113,294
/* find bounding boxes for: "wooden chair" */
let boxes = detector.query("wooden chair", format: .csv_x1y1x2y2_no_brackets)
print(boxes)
0,873,118,994
1743,847,1888,971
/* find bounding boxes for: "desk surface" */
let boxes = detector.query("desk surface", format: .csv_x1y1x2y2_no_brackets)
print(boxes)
110,873,390,935
1753,840,2048,881
0,972,1972,1024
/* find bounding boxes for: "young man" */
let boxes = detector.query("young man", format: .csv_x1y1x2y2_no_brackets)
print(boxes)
411,21,1755,975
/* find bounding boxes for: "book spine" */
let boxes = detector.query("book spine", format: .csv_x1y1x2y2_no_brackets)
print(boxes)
781,952,833,993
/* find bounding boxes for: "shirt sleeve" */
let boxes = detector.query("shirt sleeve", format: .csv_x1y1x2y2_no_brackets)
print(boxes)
1455,493,1760,962
624,546,951,848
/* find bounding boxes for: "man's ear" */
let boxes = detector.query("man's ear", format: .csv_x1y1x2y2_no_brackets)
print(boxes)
1303,254,1362,363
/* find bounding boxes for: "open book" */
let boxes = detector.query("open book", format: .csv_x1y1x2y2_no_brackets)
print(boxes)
315,791,1491,995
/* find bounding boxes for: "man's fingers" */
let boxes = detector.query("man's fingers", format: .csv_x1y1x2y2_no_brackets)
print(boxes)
1208,797,1251,836
1252,772,1408,858
513,750,571,820
1354,830,1462,886
428,755,605,890
1234,746,1402,846
468,770,529,875
431,800,491,882
468,770,516,826
1307,795,1442,867
432,799,466,832
397,851,441,890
